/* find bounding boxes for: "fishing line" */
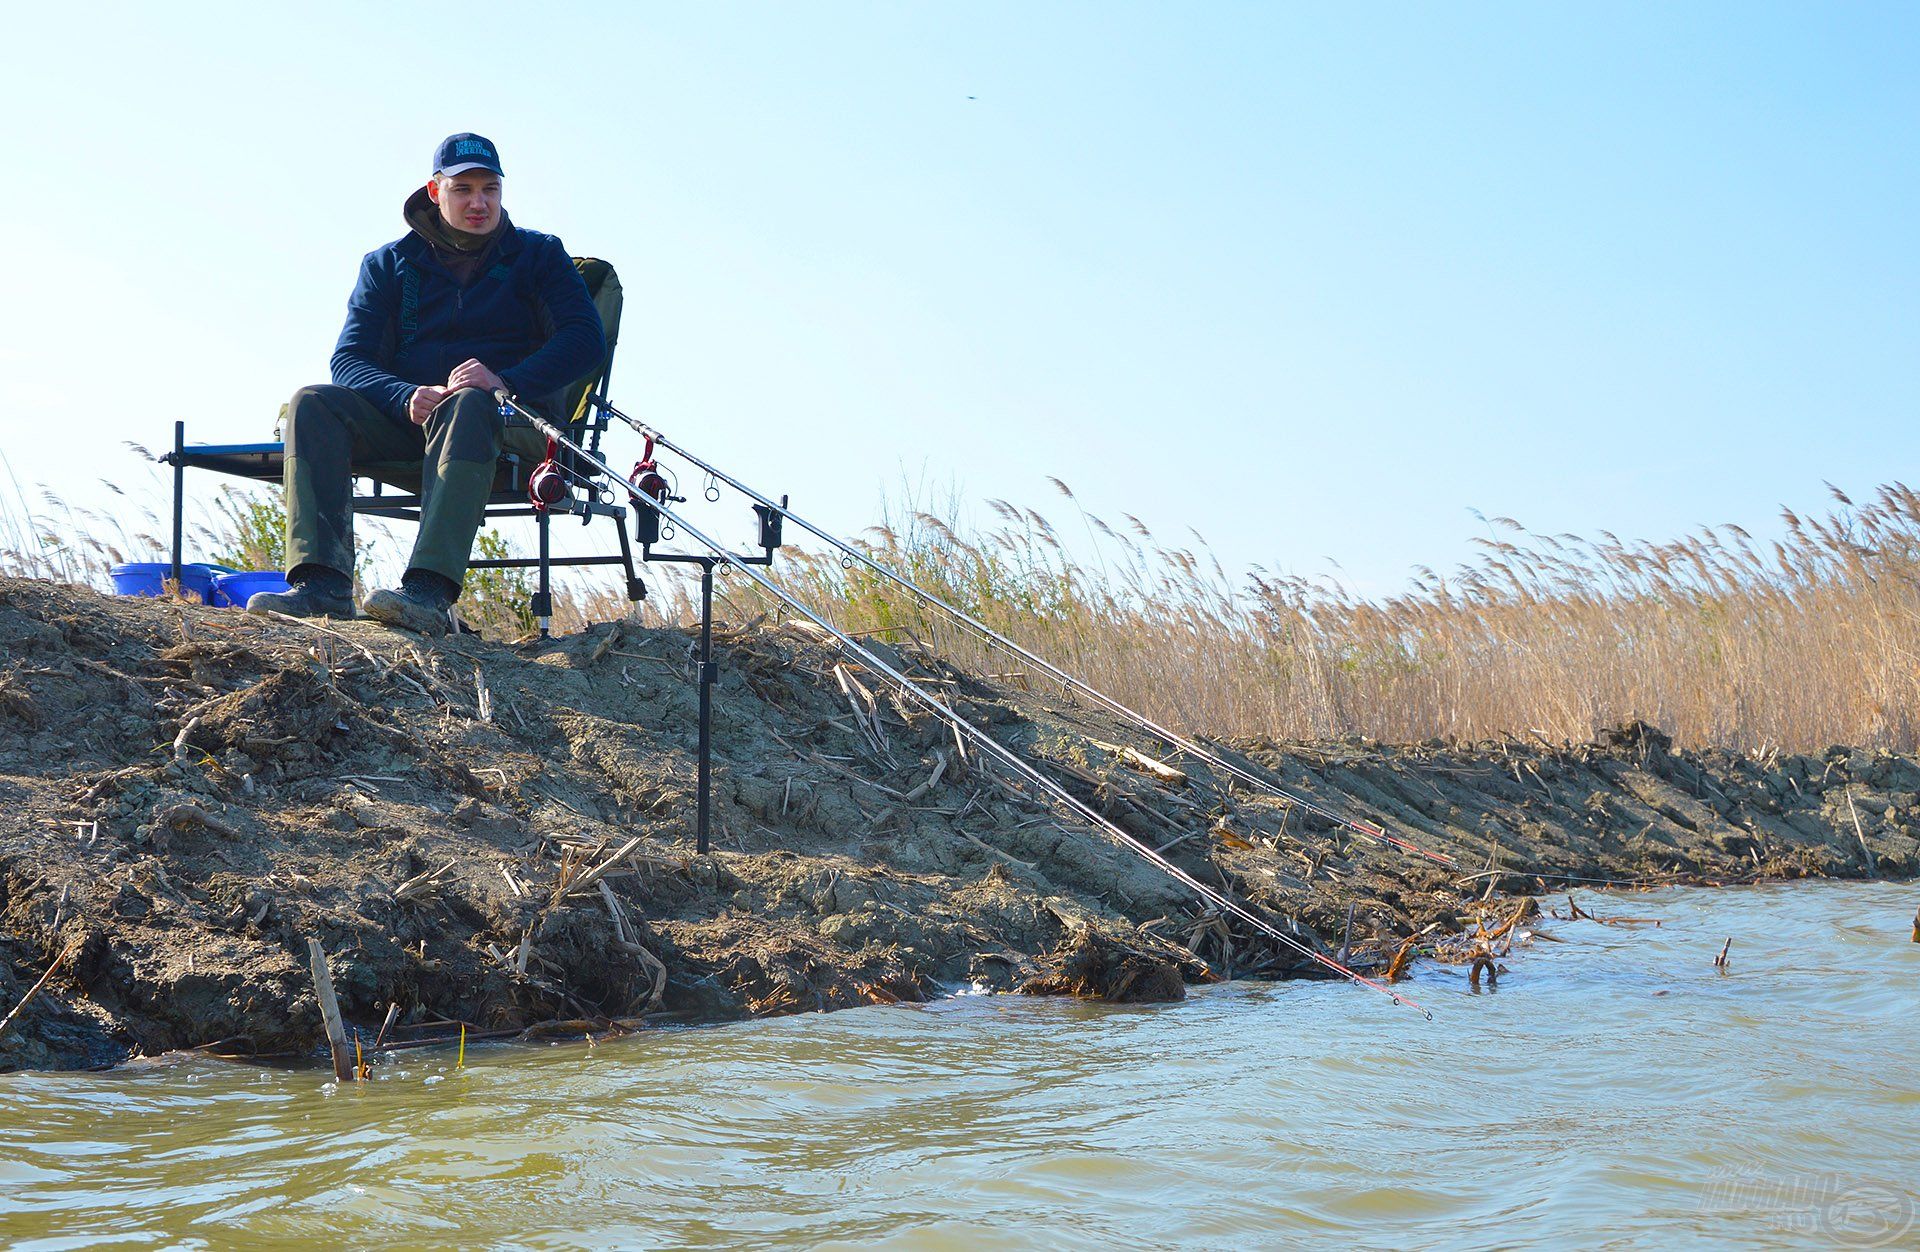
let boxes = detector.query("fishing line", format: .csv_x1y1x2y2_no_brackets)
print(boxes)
497,393,1434,1021
584,396,1457,868
585,400,1719,895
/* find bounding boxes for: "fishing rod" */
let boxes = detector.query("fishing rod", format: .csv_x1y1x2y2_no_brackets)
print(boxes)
584,395,1457,869
496,392,1433,1021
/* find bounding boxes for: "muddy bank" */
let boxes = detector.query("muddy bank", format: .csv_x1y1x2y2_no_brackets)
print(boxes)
0,576,1911,1071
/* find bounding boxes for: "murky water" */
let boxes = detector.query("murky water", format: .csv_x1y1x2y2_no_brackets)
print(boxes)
3,882,1917,1249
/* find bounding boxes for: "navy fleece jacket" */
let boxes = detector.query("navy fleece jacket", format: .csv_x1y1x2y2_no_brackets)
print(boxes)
329,201,605,422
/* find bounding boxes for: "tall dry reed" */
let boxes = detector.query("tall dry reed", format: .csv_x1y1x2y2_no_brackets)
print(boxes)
671,478,1920,756
11,456,1918,755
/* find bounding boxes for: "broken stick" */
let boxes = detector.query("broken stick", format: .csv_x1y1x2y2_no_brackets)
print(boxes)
564,837,678,900
901,750,950,803
1088,739,1187,787
394,859,457,901
171,715,203,761
1385,934,1417,983
959,828,1037,869
154,804,238,838
306,938,355,1082
1845,791,1879,877
0,943,79,1044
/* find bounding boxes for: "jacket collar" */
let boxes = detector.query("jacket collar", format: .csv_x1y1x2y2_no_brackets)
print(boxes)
395,189,522,274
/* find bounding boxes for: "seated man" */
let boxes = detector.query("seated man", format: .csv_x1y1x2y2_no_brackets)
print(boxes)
249,132,606,634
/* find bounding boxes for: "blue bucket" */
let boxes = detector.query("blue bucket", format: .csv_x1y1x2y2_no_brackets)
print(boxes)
212,570,292,608
109,562,234,604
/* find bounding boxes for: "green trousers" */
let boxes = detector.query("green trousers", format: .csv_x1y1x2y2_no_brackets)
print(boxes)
282,384,545,587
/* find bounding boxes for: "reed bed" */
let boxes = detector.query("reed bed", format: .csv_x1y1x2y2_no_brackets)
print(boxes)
673,478,1920,757
10,458,1919,755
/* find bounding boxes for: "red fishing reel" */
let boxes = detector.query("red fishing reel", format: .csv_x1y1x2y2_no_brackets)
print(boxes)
630,434,668,503
528,437,568,510
629,434,676,545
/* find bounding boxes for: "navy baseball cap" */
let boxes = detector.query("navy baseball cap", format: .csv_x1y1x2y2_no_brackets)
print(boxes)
434,133,504,177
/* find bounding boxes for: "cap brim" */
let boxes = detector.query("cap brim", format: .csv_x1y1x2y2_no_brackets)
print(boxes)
437,161,503,176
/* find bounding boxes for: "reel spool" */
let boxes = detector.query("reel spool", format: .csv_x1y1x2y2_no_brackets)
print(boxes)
528,437,568,510
629,434,674,545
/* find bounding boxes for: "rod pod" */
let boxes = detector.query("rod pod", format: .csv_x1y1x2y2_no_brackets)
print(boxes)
494,392,1433,1020
582,396,1454,867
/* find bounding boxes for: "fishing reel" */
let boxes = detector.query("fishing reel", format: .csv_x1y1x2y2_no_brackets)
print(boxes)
628,435,682,546
527,437,569,511
625,433,788,556
529,460,567,508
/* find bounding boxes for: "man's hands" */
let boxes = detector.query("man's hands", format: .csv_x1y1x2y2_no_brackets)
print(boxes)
448,358,507,395
408,385,448,426
408,360,507,425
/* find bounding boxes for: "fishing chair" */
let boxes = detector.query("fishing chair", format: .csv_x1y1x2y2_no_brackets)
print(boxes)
161,257,644,636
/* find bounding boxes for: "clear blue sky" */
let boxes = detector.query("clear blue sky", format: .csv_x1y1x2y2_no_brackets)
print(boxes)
1,2,1913,595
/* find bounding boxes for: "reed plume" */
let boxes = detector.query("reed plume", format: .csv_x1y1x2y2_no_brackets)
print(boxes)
14,459,1919,756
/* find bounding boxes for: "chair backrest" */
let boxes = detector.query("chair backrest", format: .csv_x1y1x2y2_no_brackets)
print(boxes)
561,257,624,441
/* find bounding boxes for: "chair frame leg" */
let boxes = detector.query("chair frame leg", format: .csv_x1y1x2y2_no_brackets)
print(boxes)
170,420,186,589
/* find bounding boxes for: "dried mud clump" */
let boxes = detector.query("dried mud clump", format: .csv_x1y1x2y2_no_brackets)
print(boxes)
185,666,387,763
1020,926,1192,1003
0,576,1912,1072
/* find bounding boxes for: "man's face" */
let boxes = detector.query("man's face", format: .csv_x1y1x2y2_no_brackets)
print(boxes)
427,169,503,235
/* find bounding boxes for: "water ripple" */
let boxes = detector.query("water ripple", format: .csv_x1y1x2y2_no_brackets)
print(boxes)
2,882,1917,1248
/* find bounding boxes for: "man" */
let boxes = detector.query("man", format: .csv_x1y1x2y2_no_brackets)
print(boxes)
248,132,606,634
